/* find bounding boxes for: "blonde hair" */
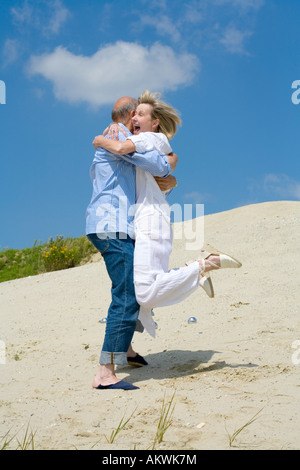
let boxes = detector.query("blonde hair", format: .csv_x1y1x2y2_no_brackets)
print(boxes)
137,90,181,140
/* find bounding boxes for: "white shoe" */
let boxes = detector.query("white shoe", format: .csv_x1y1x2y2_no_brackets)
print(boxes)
198,250,242,271
185,259,215,298
199,273,214,298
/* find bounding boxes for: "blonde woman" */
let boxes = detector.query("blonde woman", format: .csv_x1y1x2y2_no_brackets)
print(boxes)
93,90,241,337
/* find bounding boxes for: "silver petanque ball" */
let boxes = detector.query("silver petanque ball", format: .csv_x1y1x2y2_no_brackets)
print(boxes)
188,317,197,324
100,317,107,324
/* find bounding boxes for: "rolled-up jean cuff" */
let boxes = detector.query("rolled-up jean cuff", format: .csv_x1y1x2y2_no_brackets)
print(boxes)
100,351,128,366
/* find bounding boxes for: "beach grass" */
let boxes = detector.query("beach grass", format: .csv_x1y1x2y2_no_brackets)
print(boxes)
104,409,136,444
0,423,36,451
152,392,176,450
226,408,263,448
0,235,98,283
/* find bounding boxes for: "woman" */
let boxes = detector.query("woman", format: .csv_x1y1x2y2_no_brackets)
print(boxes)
93,90,241,337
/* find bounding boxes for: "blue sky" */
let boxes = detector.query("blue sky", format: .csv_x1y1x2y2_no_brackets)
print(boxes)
0,0,300,249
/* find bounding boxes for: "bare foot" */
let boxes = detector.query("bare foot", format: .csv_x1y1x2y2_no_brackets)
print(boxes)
127,343,137,358
92,364,121,388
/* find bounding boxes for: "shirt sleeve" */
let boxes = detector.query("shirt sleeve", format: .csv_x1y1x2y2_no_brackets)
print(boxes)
128,132,172,155
97,125,172,177
120,149,172,177
117,128,172,177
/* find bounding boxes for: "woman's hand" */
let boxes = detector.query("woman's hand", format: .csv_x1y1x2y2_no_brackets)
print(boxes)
93,124,128,149
104,123,128,141
92,135,106,149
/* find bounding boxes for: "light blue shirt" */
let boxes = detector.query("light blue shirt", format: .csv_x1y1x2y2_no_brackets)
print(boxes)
85,124,172,239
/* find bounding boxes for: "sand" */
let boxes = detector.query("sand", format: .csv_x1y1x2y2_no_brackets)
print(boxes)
0,201,299,450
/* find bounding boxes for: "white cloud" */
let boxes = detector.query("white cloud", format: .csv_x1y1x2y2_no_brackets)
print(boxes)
11,0,70,36
184,191,210,204
138,14,182,43
46,0,70,35
220,25,253,54
212,0,264,11
11,1,32,24
132,0,264,55
27,42,200,107
2,39,21,67
264,174,300,200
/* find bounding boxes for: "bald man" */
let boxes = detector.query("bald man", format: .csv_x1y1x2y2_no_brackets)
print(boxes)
86,97,177,390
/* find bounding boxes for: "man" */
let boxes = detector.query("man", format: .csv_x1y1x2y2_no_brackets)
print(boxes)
86,96,177,390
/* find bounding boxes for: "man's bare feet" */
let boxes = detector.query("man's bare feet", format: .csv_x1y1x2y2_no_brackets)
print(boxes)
92,343,141,388
92,363,139,390
92,364,120,388
127,343,137,359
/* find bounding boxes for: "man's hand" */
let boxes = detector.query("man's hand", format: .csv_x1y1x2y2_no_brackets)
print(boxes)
155,174,178,192
167,152,178,173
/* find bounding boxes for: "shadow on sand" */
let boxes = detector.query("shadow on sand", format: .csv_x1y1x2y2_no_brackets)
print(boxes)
118,349,258,384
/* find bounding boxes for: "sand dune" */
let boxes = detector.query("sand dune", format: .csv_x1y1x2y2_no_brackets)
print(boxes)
0,201,299,450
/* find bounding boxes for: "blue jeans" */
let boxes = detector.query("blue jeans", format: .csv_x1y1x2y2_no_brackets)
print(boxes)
87,233,140,366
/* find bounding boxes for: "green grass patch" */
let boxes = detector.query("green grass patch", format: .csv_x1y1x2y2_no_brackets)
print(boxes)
0,235,98,283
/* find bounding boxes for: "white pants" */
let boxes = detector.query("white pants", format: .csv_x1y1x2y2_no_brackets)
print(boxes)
133,208,200,337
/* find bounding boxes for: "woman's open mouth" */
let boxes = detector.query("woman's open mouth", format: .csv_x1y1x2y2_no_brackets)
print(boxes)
133,125,141,134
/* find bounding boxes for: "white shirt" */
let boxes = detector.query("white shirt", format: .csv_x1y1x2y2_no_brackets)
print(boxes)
129,132,172,156
128,132,172,207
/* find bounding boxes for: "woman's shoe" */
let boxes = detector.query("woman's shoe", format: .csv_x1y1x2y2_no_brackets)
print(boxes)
198,249,242,271
184,259,214,298
199,272,214,298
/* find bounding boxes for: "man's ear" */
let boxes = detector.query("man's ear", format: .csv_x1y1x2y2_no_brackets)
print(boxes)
130,109,136,119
